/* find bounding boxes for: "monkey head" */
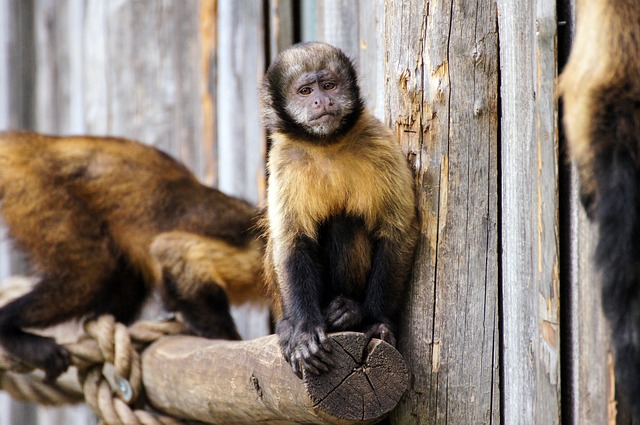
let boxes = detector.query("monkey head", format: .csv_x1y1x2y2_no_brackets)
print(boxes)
261,42,365,143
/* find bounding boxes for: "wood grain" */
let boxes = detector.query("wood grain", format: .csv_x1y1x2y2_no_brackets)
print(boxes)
497,0,561,422
383,0,500,423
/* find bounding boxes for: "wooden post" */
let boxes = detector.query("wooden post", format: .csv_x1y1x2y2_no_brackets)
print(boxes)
383,0,500,423
142,333,408,424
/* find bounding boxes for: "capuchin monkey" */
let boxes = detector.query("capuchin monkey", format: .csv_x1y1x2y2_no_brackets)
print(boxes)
559,0,640,419
0,131,265,382
261,42,418,377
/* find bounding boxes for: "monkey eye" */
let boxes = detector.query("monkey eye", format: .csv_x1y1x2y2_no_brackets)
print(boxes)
299,86,313,95
323,82,336,90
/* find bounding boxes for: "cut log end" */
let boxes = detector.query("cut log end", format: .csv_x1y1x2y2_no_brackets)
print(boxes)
304,333,409,421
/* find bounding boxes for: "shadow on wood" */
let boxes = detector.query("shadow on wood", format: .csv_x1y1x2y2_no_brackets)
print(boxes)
142,332,409,424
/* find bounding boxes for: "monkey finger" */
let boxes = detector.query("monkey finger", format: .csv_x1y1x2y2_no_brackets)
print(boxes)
326,296,347,311
315,328,332,353
292,348,322,376
290,356,302,378
366,323,396,346
325,306,349,324
43,346,72,383
331,310,362,329
311,346,334,369
302,358,322,375
381,330,396,347
304,339,334,368
300,346,331,374
303,355,329,375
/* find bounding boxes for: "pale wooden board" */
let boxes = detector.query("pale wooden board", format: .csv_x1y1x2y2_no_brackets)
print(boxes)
217,0,265,206
268,0,294,62
498,0,561,422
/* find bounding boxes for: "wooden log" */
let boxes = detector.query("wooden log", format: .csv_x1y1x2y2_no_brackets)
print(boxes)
142,332,409,424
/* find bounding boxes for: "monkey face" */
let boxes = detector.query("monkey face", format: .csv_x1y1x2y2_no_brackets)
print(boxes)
261,42,365,143
285,70,353,137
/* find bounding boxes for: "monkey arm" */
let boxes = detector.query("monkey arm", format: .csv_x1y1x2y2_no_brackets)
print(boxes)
362,226,416,346
278,235,324,323
364,241,403,320
274,234,334,376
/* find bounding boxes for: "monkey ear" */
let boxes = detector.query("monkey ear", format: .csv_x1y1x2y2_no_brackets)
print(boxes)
260,66,292,134
260,97,281,134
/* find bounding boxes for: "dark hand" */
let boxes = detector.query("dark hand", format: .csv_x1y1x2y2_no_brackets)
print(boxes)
27,336,72,383
276,318,334,378
324,296,363,331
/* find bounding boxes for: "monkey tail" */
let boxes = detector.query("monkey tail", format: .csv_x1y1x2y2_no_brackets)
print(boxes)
593,146,640,416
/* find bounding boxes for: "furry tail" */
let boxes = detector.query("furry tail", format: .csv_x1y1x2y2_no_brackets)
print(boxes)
594,147,640,416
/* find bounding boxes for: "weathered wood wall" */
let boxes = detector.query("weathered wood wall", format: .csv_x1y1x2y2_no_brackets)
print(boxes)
0,0,621,424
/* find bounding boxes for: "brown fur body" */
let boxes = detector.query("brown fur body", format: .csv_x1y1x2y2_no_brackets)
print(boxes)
262,42,417,376
266,111,417,315
559,0,640,417
0,131,265,380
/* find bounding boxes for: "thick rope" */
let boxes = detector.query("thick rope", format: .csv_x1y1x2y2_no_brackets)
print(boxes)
0,276,189,425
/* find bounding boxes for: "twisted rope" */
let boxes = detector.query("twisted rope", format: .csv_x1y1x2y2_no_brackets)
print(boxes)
0,276,189,425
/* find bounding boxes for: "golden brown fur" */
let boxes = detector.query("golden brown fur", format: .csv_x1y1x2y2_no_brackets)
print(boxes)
261,42,417,377
558,0,640,203
559,0,640,418
0,131,266,381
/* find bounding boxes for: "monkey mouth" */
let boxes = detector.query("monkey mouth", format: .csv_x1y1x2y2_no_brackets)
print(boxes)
308,112,336,122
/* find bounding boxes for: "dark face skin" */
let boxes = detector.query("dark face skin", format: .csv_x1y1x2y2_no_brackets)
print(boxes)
285,70,351,137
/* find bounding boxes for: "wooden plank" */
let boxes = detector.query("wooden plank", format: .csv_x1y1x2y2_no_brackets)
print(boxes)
498,0,561,423
356,0,385,121
217,0,265,206
0,0,11,281
384,0,500,423
30,0,214,178
0,0,8,131
32,0,86,134
300,0,358,64
217,0,269,339
2,0,34,131
72,0,211,180
268,0,294,62
199,0,217,187
0,0,33,277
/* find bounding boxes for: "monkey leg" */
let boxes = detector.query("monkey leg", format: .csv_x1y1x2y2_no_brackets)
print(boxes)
0,261,136,382
160,271,241,340
0,268,149,382
0,186,148,380
150,231,265,340
319,213,372,332
0,286,71,382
